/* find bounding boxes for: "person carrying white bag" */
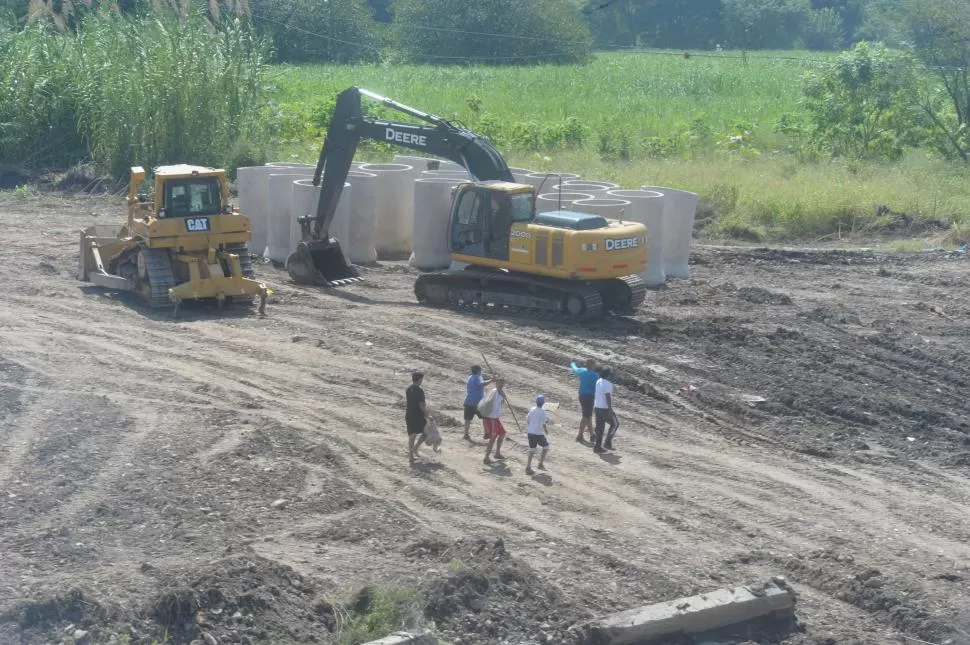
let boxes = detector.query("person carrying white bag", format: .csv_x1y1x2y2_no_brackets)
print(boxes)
478,378,508,465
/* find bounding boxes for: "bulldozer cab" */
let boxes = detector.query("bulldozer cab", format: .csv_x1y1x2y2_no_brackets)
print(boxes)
161,176,223,218
450,182,534,262
128,165,230,222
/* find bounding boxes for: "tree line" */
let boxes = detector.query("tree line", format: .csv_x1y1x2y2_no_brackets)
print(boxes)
2,0,944,65
2,0,968,165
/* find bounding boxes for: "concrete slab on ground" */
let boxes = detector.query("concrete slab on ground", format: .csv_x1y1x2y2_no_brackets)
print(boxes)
577,579,796,644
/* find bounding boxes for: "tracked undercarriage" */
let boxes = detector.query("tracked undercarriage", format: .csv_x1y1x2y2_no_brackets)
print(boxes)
414,268,647,320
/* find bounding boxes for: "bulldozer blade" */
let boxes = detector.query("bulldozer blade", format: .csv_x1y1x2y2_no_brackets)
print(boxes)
286,239,360,286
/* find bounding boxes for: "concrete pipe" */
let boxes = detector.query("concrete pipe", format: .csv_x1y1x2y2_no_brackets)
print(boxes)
290,180,352,266
394,155,461,172
571,197,631,219
535,191,595,214
609,189,667,286
249,163,313,258
509,167,535,184
642,185,699,280
358,163,414,258
557,180,620,193
266,161,314,169
266,172,313,263
524,171,580,193
235,166,269,258
420,169,470,181
410,177,463,270
346,170,379,264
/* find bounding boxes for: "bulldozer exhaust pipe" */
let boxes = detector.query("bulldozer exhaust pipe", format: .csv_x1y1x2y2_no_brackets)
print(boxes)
286,238,360,286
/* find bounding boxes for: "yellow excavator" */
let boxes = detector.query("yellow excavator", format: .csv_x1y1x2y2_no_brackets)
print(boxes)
78,164,268,316
286,87,648,319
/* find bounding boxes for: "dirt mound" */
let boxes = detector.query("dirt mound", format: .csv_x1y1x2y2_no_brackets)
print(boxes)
737,286,793,305
0,587,115,644
778,550,959,645
410,537,578,645
52,165,113,193
0,168,31,190
1,556,334,645
144,554,331,644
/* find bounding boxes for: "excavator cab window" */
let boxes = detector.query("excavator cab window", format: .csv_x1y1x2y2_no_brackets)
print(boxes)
163,177,222,218
509,192,534,223
484,191,511,262
451,187,486,256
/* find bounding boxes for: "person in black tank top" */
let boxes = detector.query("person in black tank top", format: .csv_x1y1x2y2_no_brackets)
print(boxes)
406,372,428,464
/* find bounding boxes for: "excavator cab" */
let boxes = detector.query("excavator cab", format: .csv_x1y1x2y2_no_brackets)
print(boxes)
450,182,534,262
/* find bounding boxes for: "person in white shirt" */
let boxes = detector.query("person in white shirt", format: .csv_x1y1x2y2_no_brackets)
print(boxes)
481,378,508,466
593,367,618,453
525,394,550,475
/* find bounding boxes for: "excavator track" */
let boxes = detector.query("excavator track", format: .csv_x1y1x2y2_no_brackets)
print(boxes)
415,269,612,321
140,248,176,308
603,274,648,314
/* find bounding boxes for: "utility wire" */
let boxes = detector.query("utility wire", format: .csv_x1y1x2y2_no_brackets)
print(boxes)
249,10,968,71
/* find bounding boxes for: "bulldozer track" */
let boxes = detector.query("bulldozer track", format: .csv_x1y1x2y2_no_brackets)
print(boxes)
224,243,255,278
141,248,176,308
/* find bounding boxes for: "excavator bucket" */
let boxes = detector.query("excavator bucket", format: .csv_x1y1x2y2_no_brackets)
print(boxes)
286,238,360,286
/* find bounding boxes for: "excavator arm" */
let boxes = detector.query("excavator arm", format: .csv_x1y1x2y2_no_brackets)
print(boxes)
286,87,514,286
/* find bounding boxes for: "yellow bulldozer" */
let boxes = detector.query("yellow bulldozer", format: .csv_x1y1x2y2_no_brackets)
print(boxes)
78,164,268,316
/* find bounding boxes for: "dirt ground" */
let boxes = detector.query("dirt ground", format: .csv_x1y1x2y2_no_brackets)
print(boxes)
0,193,968,645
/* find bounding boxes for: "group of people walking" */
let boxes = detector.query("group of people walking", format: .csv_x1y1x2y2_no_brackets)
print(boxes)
404,358,619,471
569,359,619,453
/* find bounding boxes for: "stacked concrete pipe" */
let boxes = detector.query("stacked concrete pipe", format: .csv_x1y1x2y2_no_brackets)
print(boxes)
524,171,580,194
394,155,462,172
554,180,620,193
535,191,595,214
290,179,352,267
410,177,463,270
571,197,631,219
346,170,379,264
421,169,470,181
642,185,699,279
608,189,667,286
235,166,267,257
266,170,313,263
358,163,414,258
509,167,535,184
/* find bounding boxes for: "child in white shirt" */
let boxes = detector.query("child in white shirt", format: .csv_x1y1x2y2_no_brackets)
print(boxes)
525,394,550,475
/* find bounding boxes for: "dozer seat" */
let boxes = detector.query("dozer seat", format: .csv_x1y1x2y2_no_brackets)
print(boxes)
168,194,190,216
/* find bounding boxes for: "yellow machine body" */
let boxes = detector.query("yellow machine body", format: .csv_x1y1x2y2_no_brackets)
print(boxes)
78,164,268,314
449,182,647,280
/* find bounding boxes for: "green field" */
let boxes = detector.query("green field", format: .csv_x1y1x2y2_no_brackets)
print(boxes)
274,52,970,244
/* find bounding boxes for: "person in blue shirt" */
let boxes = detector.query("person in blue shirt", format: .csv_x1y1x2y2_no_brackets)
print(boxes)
463,364,493,440
570,358,599,443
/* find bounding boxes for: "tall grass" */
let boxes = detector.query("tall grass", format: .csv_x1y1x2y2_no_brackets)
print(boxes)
275,52,970,241
0,12,273,176
0,25,84,167
275,52,821,153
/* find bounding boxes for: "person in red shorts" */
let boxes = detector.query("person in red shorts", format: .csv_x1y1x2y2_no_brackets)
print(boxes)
481,378,507,465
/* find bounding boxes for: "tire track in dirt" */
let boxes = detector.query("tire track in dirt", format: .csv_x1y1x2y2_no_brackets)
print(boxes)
4,198,970,644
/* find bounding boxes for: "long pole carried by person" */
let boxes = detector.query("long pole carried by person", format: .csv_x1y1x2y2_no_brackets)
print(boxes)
480,351,523,433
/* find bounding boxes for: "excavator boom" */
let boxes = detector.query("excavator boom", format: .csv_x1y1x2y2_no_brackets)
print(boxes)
286,87,514,286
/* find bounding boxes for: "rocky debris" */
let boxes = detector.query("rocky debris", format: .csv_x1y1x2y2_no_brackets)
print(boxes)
409,537,579,645
737,286,793,305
